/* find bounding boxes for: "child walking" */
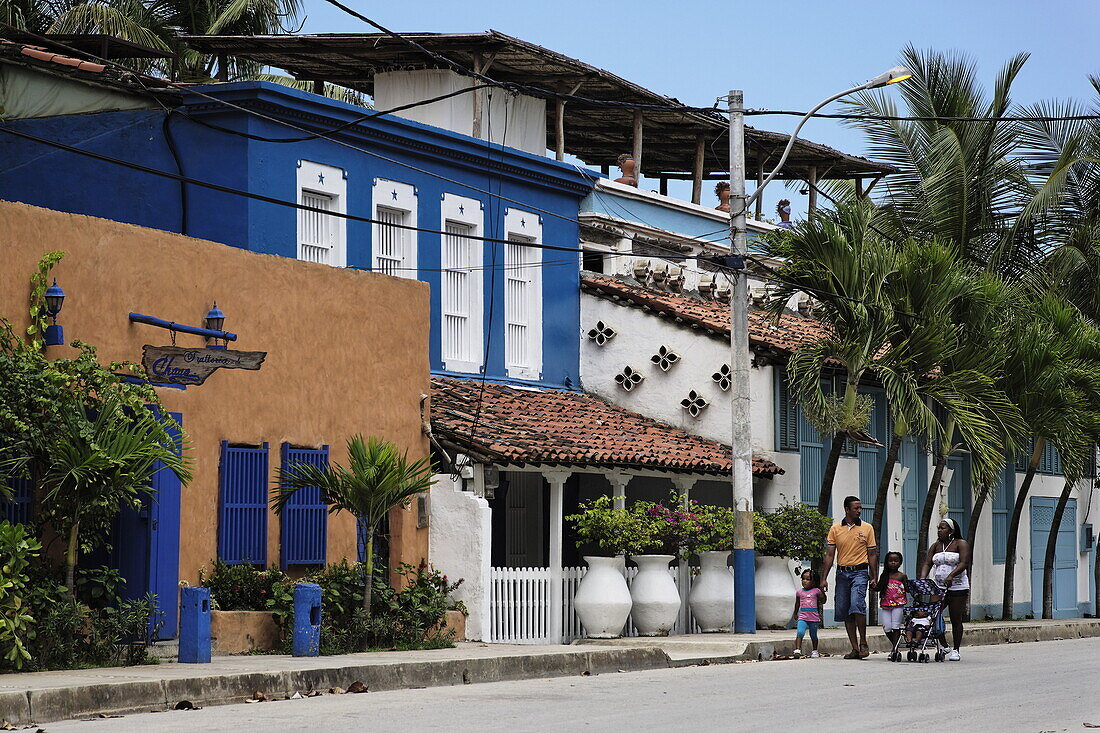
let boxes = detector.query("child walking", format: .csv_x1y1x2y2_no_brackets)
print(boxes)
793,569,826,658
876,551,908,646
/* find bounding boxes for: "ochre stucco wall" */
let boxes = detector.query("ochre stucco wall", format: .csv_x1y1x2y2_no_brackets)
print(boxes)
0,201,431,585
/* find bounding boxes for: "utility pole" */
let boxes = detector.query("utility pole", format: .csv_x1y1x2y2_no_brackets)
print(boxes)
727,90,755,634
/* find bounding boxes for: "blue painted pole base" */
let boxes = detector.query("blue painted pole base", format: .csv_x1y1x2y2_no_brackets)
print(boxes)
178,586,212,663
292,583,322,657
733,548,756,633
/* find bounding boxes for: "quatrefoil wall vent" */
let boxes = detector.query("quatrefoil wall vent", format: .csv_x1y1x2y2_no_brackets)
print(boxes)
587,320,617,346
614,365,645,392
711,364,732,391
680,390,709,417
650,345,681,372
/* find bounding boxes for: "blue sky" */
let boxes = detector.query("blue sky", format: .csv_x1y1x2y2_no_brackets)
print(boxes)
300,0,1100,214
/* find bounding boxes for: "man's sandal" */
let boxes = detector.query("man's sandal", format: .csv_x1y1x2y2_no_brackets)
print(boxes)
843,650,862,660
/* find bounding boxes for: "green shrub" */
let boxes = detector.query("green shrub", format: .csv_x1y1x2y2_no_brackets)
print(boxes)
567,495,654,556
754,500,832,560
199,560,291,611
0,521,41,669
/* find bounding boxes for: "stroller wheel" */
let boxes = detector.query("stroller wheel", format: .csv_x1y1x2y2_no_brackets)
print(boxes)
907,650,917,662
934,650,945,663
919,653,929,663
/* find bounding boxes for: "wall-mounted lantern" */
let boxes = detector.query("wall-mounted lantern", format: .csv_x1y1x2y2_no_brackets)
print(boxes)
44,278,66,346
204,302,226,350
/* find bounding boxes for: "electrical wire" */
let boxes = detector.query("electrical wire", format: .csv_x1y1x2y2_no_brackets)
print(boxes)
745,110,1100,123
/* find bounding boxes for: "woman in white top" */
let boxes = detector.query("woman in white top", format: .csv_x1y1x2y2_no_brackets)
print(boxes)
919,518,970,661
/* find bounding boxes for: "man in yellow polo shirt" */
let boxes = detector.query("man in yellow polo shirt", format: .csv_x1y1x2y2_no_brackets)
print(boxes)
820,496,878,659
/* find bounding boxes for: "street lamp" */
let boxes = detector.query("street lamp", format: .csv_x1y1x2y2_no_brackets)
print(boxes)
44,278,66,346
204,302,226,349
725,67,911,634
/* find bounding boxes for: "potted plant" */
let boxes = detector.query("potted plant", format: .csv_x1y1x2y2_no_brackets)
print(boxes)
753,500,832,629
628,499,687,636
566,495,648,639
683,503,772,632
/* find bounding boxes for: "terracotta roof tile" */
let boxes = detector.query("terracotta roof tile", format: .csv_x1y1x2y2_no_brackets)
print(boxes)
431,376,783,477
0,38,177,100
581,273,830,354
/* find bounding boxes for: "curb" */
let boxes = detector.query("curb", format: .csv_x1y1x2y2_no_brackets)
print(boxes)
667,620,1100,666
0,647,670,725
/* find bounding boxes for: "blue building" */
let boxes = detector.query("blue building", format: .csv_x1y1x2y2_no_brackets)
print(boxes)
0,80,594,389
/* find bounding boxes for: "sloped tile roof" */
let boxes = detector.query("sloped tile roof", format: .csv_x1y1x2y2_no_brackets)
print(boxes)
431,376,783,477
581,273,830,353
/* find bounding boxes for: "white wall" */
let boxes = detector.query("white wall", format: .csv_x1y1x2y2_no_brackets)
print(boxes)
428,475,492,640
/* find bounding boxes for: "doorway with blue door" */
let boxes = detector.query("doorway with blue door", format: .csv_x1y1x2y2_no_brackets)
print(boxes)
899,438,928,578
113,410,183,640
1030,496,1079,618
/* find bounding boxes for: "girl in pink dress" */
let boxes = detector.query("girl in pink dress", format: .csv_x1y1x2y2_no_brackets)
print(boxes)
793,569,826,657
876,551,908,647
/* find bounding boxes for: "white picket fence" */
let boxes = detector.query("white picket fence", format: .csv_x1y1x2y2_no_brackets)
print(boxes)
489,564,703,644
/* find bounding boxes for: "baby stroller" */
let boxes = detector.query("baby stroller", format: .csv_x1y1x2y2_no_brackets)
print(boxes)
887,579,948,663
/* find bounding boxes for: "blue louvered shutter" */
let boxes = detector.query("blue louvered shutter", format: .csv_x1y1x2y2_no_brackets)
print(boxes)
280,443,329,568
218,442,269,566
2,477,33,525
991,461,1014,564
775,369,800,451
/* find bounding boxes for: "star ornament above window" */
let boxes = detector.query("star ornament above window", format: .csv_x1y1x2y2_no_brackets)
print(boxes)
458,205,465,215
317,172,325,184
391,190,399,201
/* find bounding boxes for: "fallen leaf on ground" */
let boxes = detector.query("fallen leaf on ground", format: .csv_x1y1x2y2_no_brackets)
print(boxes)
249,692,269,703
92,714,121,719
346,680,368,694
843,684,855,687
1083,723,1100,728
305,690,323,697
173,701,198,711
329,687,346,695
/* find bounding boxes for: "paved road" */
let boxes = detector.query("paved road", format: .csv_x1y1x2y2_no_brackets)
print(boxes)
47,638,1100,732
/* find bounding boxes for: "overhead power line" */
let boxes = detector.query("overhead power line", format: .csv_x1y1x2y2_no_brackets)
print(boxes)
745,109,1100,123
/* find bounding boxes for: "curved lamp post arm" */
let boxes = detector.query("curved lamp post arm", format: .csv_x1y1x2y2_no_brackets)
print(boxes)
745,66,911,209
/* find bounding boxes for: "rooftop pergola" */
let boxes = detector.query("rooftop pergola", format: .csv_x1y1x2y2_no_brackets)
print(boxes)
184,30,895,207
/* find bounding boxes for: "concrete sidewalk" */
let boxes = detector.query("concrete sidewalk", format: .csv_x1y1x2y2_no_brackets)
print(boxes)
573,617,1100,664
1,618,1097,726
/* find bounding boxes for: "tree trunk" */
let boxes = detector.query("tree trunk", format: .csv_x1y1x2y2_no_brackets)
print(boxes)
816,432,847,517
65,521,79,599
965,490,989,622
1042,480,1073,619
919,416,956,556
362,529,374,614
867,430,903,625
1002,438,1045,620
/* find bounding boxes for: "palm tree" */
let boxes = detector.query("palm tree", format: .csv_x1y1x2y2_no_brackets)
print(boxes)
760,202,899,516
999,296,1100,619
272,435,435,615
0,0,365,103
22,394,191,593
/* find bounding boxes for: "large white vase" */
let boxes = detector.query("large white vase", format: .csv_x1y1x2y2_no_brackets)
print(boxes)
573,556,632,639
755,555,797,629
629,554,681,636
688,550,734,632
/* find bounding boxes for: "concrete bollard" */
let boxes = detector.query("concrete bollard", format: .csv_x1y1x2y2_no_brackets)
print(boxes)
178,586,212,663
292,582,322,657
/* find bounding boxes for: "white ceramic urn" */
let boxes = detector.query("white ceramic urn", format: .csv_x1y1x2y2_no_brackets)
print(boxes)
755,555,797,629
629,554,681,636
573,556,632,638
687,550,734,632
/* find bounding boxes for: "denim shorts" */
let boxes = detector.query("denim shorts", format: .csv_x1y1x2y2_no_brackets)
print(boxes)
834,567,869,621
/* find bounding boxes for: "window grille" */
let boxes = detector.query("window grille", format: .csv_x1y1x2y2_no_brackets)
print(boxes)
375,207,408,275
280,444,329,568
218,442,269,566
442,221,476,365
1,477,32,525
505,235,536,374
298,191,335,264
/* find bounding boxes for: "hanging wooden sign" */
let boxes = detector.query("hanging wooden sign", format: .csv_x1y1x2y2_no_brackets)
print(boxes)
142,345,267,386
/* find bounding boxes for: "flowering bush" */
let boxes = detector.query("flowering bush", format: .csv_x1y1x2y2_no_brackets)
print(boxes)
567,495,653,556
754,499,832,559
199,560,291,611
633,498,694,557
